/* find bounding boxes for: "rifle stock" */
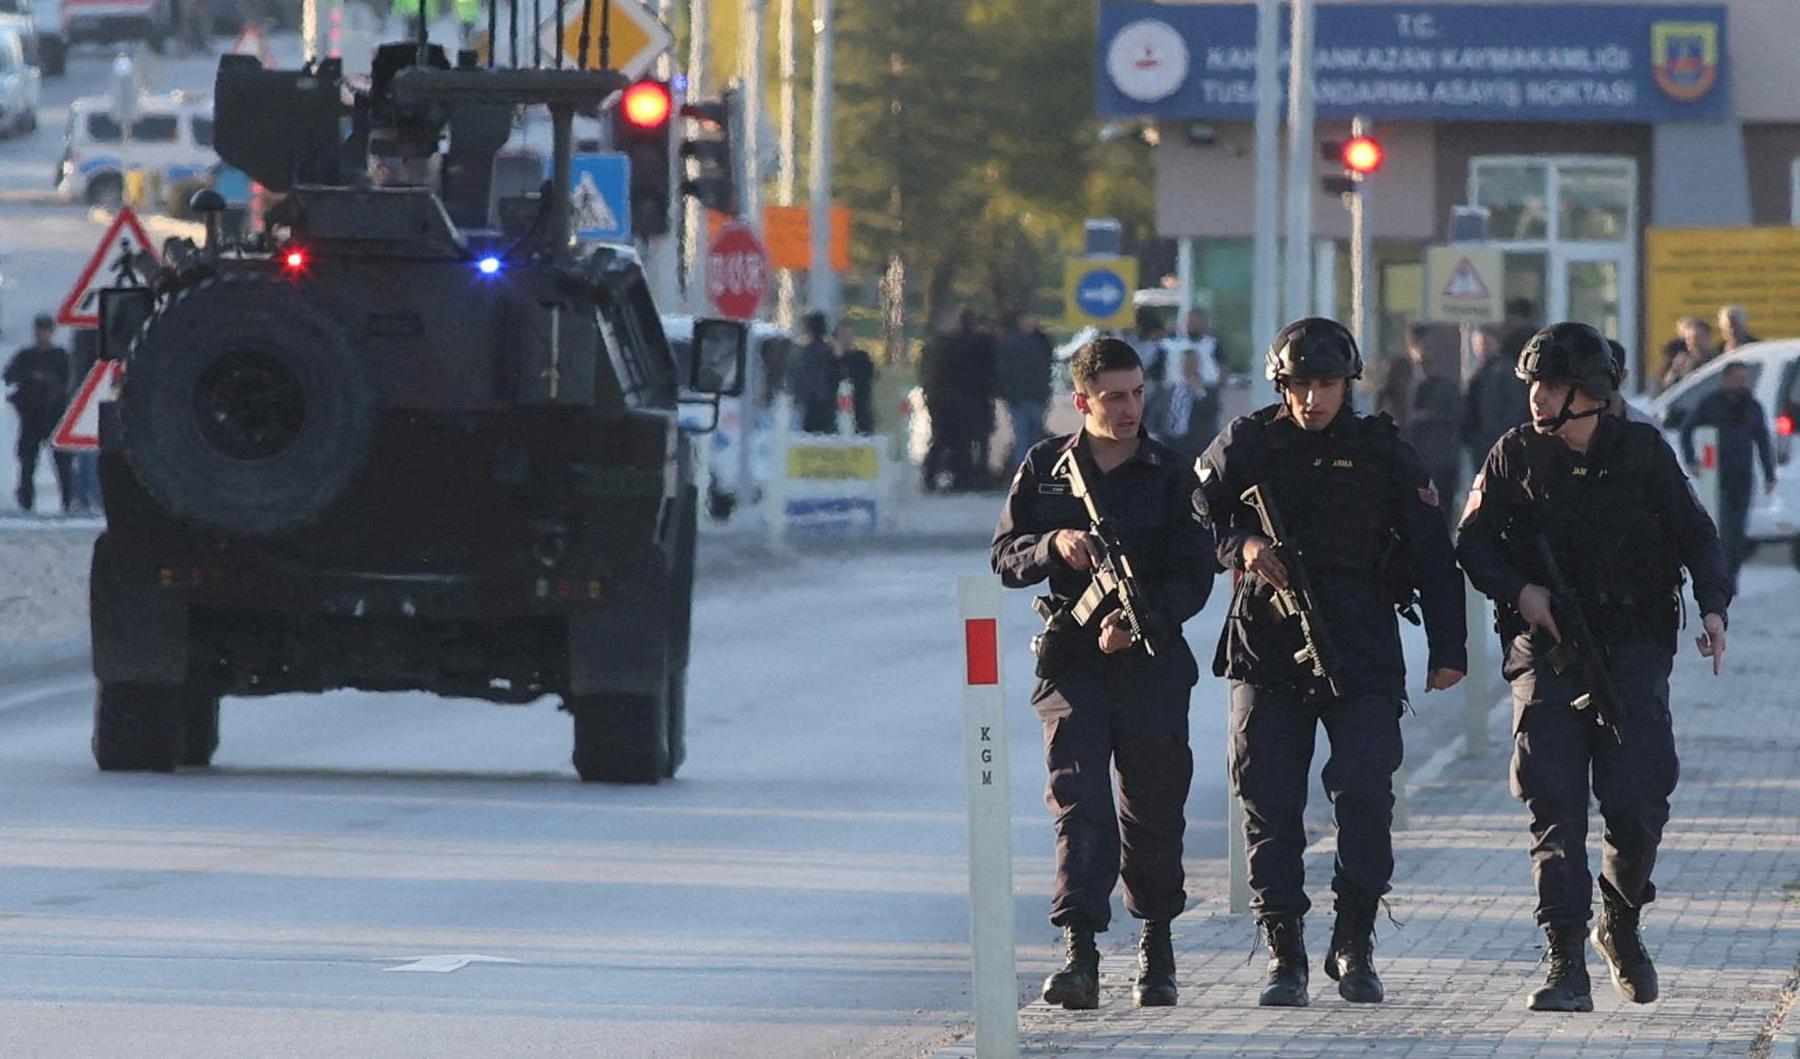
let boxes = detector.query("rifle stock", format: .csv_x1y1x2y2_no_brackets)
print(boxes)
1239,484,1346,698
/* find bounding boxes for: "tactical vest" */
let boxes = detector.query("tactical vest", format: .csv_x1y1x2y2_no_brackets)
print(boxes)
1256,407,1399,576
1498,423,1682,637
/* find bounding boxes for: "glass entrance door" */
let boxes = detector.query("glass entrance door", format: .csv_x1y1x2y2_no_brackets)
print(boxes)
1471,157,1638,378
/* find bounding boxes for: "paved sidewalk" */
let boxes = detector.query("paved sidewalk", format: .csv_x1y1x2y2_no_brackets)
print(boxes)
940,572,1800,1057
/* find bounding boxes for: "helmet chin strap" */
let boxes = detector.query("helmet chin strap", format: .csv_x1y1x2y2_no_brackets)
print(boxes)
1533,386,1611,432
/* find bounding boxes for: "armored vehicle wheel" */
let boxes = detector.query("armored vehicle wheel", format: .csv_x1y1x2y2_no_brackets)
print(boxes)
92,683,185,772
1790,536,1800,572
569,690,669,784
122,274,378,537
181,690,221,767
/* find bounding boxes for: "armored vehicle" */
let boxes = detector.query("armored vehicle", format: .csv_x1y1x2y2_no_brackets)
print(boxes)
86,33,745,782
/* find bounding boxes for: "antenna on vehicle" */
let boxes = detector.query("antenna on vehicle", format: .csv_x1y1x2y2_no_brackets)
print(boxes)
531,0,541,67
508,0,518,68
486,0,497,67
599,0,611,70
576,0,593,69
554,0,564,68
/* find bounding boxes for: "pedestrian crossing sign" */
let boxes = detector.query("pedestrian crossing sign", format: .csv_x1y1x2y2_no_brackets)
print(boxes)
569,153,630,242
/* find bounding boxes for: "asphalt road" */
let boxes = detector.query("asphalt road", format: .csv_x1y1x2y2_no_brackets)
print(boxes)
0,545,1242,1057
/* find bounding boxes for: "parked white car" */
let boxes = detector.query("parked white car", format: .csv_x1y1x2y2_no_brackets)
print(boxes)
1648,340,1800,569
56,90,214,206
0,24,39,136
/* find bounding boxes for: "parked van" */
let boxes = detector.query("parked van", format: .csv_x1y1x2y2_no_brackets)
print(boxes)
56,90,213,206
0,24,38,136
1650,341,1800,570
60,0,168,53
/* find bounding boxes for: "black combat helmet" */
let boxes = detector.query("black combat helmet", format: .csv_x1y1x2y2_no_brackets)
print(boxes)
1516,322,1619,399
1266,317,1363,382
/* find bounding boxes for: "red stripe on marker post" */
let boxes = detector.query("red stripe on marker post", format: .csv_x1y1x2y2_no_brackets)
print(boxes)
964,618,999,686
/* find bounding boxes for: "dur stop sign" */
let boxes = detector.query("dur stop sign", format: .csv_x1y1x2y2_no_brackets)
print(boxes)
706,221,770,321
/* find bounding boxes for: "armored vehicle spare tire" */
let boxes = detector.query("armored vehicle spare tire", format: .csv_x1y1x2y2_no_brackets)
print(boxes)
122,275,378,537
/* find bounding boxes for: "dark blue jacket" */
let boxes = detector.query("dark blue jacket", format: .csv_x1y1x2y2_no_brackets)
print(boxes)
1197,405,1468,698
1681,389,1775,492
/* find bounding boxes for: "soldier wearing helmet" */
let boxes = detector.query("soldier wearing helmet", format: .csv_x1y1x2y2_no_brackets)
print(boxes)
1457,321,1731,1014
1194,318,1467,1009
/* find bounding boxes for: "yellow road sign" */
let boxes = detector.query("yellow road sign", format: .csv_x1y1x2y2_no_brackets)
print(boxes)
533,0,672,78
1424,246,1504,324
1646,227,1800,370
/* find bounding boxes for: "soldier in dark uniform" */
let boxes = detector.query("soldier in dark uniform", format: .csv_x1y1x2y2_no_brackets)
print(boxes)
992,336,1216,1010
1456,322,1731,1013
1196,318,1467,1007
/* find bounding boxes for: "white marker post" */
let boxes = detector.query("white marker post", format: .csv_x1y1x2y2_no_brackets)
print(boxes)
957,575,1019,1059
1691,426,1722,526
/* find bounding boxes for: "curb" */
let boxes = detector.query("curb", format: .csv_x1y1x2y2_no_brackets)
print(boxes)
0,190,77,207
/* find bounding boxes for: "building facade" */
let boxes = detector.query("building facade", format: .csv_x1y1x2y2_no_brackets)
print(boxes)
1098,0,1793,381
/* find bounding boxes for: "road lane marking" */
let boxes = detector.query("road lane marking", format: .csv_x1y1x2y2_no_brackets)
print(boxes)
381,954,523,973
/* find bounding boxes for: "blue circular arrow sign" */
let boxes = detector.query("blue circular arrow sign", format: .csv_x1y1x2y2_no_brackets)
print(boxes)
1074,267,1128,320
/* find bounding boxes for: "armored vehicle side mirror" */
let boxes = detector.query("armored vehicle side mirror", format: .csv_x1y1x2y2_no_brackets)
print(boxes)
691,318,748,397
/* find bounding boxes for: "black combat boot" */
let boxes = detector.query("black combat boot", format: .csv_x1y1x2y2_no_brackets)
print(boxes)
1133,919,1177,1007
1527,923,1594,1012
1257,915,1309,1007
1593,898,1659,1003
1323,898,1384,1003
1042,924,1101,1010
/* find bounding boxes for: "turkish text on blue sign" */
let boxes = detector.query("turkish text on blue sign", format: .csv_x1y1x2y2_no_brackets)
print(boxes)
1097,4,1729,123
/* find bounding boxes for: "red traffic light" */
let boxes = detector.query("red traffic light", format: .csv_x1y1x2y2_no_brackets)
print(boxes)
1342,135,1383,175
622,80,672,128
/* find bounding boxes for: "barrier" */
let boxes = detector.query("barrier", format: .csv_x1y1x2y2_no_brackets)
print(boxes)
1690,426,1722,526
957,575,1019,1059
761,396,896,542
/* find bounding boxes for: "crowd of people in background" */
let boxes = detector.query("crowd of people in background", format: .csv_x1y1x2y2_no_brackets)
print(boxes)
4,313,101,517
779,290,1780,554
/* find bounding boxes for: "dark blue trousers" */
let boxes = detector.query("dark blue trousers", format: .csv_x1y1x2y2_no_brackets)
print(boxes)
1228,682,1405,921
1032,649,1196,931
1508,639,1679,926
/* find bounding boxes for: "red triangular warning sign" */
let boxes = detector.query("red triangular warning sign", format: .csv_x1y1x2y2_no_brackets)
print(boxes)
1441,256,1492,302
55,206,159,329
51,361,123,451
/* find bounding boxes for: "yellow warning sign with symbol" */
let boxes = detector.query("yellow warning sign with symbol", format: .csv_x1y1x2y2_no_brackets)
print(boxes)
1425,246,1504,324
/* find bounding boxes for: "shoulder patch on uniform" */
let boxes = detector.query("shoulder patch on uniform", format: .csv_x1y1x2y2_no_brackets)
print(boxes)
1418,481,1440,508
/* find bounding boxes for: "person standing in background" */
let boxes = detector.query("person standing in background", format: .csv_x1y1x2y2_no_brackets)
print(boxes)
1658,316,1713,394
1681,361,1776,591
997,310,1053,469
1716,306,1758,357
1153,308,1224,459
793,311,840,434
1462,323,1531,478
4,314,72,514
833,321,877,436
1403,327,1464,513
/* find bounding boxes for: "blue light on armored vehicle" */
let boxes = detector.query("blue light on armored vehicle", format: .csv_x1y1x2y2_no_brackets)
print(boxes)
478,256,503,275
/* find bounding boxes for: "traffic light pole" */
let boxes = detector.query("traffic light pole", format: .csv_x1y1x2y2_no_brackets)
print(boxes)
806,0,838,322
1349,115,1372,362
684,0,711,313
1249,0,1280,413
1281,0,1316,327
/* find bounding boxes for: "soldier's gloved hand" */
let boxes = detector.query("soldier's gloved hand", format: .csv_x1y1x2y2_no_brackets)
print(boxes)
1052,529,1102,571
1242,536,1290,590
1424,668,1464,692
1517,584,1562,643
1098,610,1134,654
1696,612,1727,675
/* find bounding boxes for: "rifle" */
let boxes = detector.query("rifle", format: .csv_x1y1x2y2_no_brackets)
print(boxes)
1239,484,1346,698
1049,443,1170,657
1533,534,1627,739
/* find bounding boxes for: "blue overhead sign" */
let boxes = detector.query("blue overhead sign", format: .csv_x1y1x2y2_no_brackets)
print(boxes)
1098,4,1730,123
569,153,631,241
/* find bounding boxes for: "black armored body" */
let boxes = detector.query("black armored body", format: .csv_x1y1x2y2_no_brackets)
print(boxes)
85,39,745,783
